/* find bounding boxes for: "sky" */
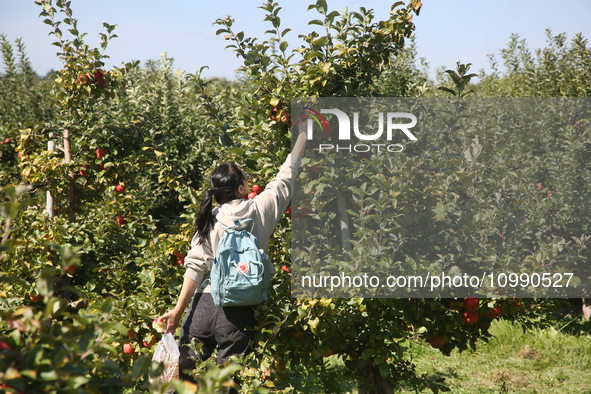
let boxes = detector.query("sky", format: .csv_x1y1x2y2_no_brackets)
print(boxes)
1,0,590,81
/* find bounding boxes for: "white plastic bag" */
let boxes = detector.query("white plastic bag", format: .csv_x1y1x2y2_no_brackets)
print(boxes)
150,333,180,392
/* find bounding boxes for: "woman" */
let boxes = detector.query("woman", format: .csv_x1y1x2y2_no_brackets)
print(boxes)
158,114,309,384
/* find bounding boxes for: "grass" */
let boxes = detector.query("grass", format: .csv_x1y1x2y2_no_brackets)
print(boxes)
404,319,591,394
283,318,591,393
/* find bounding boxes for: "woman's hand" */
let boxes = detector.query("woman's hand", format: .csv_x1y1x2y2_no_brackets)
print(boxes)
293,109,312,159
159,308,182,335
293,109,313,129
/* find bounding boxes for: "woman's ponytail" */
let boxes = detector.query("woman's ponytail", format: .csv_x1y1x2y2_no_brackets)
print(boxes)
193,163,247,245
195,189,216,245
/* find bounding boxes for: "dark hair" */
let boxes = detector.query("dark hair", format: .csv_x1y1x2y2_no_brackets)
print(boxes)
194,163,247,245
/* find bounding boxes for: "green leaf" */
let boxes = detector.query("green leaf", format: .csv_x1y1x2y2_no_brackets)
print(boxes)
432,203,446,221
379,362,390,378
172,380,200,394
361,348,376,360
316,0,327,14
438,86,456,96
100,297,114,313
219,134,233,147
246,159,258,171
0,202,21,220
149,360,165,379
131,355,151,380
36,267,56,297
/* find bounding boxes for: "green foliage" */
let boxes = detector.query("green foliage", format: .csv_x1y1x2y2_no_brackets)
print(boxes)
1,1,589,393
477,30,591,97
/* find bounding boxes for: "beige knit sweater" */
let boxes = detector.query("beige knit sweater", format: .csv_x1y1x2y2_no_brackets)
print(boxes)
184,153,301,292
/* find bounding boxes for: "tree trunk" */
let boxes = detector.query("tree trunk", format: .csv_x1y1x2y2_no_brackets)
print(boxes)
336,192,351,251
47,141,55,217
63,127,76,221
357,367,396,394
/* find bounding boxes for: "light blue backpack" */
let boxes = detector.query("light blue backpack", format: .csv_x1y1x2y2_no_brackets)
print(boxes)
210,218,271,307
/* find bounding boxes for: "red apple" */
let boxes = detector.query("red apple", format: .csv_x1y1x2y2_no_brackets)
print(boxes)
80,165,90,177
322,123,331,138
281,265,290,273
18,151,23,160
292,331,304,339
299,208,313,215
269,105,281,121
485,305,503,318
463,297,479,312
282,115,291,127
537,182,543,191
429,334,446,349
177,256,185,266
29,293,41,302
153,318,167,333
143,337,156,348
4,138,10,144
123,343,135,355
274,360,286,373
463,311,479,325
312,164,321,173
285,206,291,214
65,265,77,275
173,250,182,258
97,164,104,171
252,184,262,194
114,183,126,193
96,147,108,159
248,192,257,199
127,330,136,339
117,215,127,226
482,321,491,330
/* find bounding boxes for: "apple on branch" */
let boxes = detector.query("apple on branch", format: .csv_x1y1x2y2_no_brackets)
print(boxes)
96,147,109,159
114,183,126,193
463,311,479,325
123,343,135,355
463,297,479,312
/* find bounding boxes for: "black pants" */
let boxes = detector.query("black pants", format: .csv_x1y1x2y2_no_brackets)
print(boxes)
178,292,256,386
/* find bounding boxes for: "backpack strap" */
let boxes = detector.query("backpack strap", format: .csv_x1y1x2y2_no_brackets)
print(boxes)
219,218,254,233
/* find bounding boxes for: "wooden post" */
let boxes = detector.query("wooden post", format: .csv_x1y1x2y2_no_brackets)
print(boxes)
336,193,351,251
63,127,76,221
47,141,55,217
